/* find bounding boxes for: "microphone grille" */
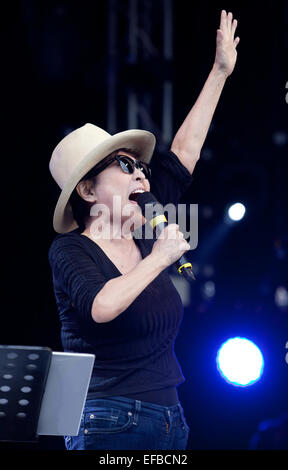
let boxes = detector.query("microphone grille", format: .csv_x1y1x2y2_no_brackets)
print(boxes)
137,191,158,210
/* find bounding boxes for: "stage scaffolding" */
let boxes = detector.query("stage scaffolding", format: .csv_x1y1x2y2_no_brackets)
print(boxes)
106,0,174,150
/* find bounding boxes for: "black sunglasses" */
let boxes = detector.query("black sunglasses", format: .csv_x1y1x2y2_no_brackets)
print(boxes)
83,155,151,181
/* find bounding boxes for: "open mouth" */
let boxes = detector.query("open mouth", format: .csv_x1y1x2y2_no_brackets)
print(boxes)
128,189,145,203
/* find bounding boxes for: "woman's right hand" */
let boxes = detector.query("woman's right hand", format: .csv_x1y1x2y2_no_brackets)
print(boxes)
151,224,190,268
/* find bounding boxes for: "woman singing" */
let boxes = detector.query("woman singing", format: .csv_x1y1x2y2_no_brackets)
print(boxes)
48,10,239,450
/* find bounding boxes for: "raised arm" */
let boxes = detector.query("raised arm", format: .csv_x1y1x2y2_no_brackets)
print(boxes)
171,10,240,174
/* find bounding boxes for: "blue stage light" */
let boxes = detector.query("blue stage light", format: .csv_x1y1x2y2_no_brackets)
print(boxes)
216,337,264,387
227,202,246,221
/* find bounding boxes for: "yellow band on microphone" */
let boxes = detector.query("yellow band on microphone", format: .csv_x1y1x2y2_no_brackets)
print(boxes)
177,262,193,274
150,214,168,230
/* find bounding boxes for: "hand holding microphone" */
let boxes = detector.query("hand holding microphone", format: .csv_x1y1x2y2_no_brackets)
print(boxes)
137,192,196,281
151,223,191,267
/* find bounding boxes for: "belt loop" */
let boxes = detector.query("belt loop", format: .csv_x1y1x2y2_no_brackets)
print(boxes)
177,402,186,426
132,399,141,426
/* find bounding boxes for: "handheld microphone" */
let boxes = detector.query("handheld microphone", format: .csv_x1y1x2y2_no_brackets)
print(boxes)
137,192,195,281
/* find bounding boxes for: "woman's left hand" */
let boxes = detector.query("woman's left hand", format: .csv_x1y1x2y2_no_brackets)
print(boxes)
214,10,240,77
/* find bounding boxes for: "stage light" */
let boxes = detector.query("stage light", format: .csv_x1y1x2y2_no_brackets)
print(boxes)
216,337,264,387
202,280,215,299
275,286,288,308
227,203,246,221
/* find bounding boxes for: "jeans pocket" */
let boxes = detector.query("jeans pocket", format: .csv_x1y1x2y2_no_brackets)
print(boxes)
84,406,134,434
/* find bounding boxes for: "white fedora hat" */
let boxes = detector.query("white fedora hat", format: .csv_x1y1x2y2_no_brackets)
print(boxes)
49,123,156,233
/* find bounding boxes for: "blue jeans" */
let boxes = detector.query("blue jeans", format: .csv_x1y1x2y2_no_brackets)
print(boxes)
64,396,190,450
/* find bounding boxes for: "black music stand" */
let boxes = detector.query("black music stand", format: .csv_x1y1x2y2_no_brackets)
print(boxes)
0,345,52,442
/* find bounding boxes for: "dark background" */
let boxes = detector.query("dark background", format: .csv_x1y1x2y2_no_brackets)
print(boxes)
1,0,288,451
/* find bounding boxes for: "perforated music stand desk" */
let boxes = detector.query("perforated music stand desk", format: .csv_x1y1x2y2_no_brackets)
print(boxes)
0,346,95,442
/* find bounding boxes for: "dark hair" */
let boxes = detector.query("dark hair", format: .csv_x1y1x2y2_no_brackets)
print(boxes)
69,148,140,231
